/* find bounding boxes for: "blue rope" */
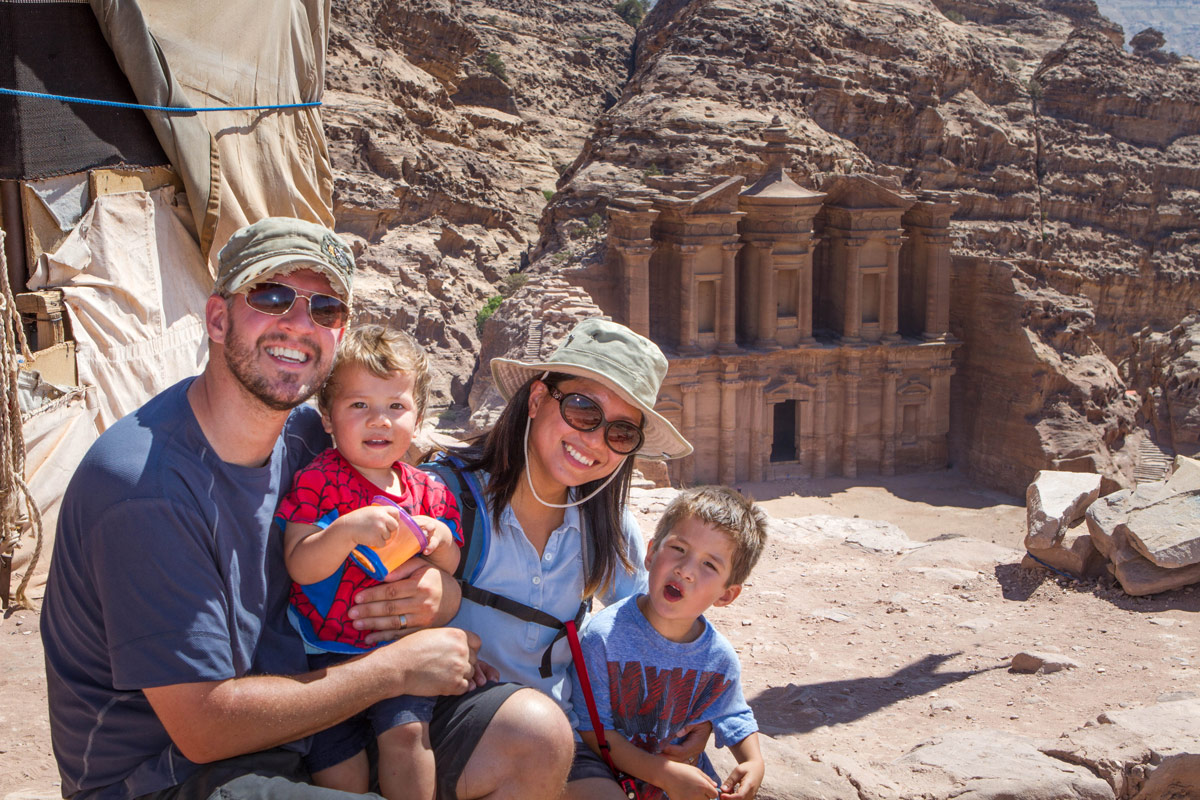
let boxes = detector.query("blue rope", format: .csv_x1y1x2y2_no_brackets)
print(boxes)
1024,550,1081,583
0,87,320,113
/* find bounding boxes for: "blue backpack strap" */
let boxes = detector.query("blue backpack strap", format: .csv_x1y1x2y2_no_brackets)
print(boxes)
420,453,489,583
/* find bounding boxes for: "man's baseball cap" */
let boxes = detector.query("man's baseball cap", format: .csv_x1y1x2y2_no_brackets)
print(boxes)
215,218,356,300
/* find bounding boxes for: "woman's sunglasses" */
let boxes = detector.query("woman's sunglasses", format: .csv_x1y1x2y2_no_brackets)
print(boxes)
547,386,644,455
239,282,350,329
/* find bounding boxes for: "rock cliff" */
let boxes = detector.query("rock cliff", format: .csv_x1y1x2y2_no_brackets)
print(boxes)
515,0,1200,494
325,0,1200,495
321,0,634,405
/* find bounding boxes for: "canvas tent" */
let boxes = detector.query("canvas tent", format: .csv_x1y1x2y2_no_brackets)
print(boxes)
0,0,338,605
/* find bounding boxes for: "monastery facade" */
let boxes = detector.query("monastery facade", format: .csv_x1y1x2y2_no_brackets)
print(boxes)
582,122,960,486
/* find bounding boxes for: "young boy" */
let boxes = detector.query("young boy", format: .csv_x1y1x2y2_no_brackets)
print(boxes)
570,486,768,800
276,325,461,800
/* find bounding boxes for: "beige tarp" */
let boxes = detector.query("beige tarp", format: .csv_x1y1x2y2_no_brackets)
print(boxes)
88,0,335,261
27,187,210,430
12,380,98,600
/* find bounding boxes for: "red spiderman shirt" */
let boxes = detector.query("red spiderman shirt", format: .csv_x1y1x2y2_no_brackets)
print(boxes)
276,448,462,651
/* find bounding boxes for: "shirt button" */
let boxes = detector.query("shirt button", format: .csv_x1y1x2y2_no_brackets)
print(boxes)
532,576,542,585
543,553,552,561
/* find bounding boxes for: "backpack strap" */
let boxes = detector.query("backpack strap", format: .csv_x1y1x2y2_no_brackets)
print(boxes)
420,453,489,583
420,452,599,679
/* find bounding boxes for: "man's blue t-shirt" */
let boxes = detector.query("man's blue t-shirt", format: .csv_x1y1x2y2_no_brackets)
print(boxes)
40,378,328,800
570,595,757,799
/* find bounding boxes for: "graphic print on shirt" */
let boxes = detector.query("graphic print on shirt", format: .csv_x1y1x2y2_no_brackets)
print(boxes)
608,660,734,754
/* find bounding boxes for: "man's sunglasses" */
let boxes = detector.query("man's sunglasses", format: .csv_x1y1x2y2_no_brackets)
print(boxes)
547,386,644,455
239,282,350,329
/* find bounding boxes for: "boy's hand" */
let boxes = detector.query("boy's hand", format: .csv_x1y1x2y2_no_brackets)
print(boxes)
719,759,764,800
339,504,400,549
661,721,713,763
660,760,719,800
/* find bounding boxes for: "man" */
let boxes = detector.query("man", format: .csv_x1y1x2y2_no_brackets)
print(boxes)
41,218,573,800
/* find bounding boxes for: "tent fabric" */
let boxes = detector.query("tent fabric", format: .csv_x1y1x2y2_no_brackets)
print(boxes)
0,0,169,180
88,0,336,261
27,186,210,430
11,378,97,600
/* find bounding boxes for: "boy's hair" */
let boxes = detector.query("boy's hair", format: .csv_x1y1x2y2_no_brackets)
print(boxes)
651,485,768,586
318,324,431,421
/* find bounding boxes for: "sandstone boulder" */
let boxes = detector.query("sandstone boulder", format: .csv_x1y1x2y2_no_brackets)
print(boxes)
1023,517,1106,578
1026,470,1103,548
1086,489,1134,558
1010,650,1080,674
896,729,1115,800
1132,753,1200,800
1122,490,1200,568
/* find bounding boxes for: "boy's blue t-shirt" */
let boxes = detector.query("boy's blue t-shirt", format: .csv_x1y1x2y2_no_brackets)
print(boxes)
569,594,757,788
40,378,328,800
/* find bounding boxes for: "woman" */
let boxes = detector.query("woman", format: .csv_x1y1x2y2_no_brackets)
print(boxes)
449,318,698,797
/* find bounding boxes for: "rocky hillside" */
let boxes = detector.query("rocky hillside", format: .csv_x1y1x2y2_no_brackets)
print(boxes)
320,0,635,405
495,0,1200,495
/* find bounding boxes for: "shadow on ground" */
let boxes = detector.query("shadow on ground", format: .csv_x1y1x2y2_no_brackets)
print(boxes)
995,562,1200,612
749,652,1005,735
742,468,1022,510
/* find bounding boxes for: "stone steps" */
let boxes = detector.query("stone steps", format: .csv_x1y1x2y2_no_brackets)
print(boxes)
524,319,544,360
1134,436,1175,484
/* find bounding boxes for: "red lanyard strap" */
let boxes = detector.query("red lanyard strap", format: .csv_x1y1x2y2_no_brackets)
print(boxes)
566,619,640,800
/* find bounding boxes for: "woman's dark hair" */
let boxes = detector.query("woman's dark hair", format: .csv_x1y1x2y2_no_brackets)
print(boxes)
454,373,637,598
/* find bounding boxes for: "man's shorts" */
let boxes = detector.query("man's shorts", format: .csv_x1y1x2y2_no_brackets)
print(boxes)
135,682,522,800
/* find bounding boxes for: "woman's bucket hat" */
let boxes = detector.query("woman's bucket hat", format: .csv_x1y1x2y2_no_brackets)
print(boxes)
491,318,693,460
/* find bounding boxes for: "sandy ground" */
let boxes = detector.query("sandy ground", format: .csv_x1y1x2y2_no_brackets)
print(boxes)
3,468,1196,799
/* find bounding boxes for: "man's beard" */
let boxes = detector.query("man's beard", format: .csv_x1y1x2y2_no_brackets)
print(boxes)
223,313,328,412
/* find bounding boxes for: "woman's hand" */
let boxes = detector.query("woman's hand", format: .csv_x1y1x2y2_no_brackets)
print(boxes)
348,559,462,644
660,720,713,763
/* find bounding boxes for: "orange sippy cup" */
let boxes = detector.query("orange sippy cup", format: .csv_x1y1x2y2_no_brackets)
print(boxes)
350,496,428,580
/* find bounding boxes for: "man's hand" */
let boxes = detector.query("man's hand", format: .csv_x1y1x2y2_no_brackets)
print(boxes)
660,720,713,763
348,559,462,643
660,760,719,800
369,627,480,698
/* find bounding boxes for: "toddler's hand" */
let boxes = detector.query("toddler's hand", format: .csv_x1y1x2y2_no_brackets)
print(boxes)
341,504,400,549
412,516,454,556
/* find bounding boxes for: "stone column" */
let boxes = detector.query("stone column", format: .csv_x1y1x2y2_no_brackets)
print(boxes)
923,231,952,340
718,242,741,353
680,382,700,485
881,367,900,476
842,239,863,342
750,240,779,350
813,371,829,479
614,242,653,337
930,362,955,466
799,236,816,343
748,377,767,482
840,371,859,478
678,244,702,354
883,237,902,342
719,373,744,485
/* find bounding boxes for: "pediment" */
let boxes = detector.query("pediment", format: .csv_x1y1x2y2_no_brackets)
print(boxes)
819,175,915,211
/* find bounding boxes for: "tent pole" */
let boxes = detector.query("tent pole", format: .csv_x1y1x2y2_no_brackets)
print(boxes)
0,180,26,296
